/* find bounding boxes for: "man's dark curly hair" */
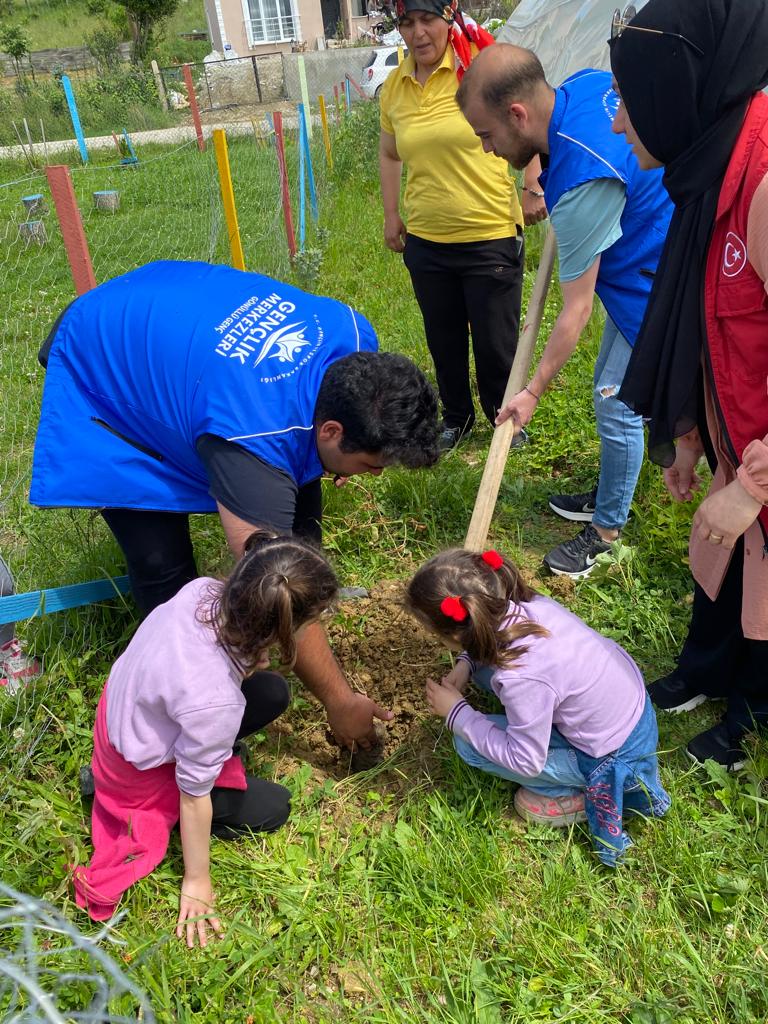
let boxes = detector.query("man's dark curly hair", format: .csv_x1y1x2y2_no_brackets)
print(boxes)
314,352,440,468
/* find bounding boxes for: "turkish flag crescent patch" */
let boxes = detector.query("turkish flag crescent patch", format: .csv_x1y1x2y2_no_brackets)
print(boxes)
722,231,747,278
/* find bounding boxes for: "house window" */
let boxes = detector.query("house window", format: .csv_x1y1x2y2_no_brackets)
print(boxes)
247,0,298,43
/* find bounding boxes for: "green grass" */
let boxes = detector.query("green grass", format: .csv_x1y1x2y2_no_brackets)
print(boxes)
2,103,768,1023
4,0,208,55
0,0,210,145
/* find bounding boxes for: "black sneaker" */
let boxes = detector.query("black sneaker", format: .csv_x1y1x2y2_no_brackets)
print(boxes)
686,721,746,771
543,524,612,578
79,764,95,798
648,672,708,713
548,487,597,522
510,427,530,450
438,425,471,452
233,738,250,764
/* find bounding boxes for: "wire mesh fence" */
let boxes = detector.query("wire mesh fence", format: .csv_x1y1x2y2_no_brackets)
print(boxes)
159,53,286,112
0,884,154,1022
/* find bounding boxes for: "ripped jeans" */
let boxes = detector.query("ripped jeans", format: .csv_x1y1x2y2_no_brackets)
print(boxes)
593,317,645,532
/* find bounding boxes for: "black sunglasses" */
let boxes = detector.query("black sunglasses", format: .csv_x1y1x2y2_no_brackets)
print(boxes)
610,4,704,58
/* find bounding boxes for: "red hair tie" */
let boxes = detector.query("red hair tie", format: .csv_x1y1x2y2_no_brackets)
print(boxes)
440,595,468,622
481,550,503,570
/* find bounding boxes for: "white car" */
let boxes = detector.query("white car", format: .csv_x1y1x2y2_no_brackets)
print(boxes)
361,46,406,99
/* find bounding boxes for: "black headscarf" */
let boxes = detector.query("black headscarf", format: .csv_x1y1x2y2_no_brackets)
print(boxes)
610,0,768,467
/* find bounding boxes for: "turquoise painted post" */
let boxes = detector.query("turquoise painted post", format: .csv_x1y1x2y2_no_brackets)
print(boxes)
121,128,138,164
298,102,318,224
61,74,88,163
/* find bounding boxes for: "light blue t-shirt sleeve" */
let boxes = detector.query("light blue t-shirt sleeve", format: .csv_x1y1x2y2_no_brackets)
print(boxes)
550,178,627,282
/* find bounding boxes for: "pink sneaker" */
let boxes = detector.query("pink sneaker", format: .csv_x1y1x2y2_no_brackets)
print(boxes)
514,786,587,827
0,638,42,694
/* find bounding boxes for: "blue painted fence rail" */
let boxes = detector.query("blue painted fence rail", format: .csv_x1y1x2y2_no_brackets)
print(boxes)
0,576,131,625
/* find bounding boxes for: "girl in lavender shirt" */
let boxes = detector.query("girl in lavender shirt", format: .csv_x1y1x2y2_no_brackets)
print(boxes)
74,531,338,942
406,547,670,865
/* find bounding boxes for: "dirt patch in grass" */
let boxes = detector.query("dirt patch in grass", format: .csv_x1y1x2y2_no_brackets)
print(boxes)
264,581,447,780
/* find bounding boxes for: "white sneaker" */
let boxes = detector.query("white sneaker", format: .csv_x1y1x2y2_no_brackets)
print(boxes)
0,638,42,694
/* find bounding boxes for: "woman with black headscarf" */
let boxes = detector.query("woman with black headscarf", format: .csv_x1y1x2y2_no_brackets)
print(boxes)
610,0,768,769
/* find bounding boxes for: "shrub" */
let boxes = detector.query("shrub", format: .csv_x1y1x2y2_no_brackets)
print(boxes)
84,24,123,71
331,99,380,190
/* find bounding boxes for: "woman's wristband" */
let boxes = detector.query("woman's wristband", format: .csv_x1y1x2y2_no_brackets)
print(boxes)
524,384,541,401
522,186,545,198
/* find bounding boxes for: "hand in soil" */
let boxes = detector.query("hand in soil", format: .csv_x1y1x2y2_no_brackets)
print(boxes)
326,691,393,750
347,737,385,773
425,676,464,718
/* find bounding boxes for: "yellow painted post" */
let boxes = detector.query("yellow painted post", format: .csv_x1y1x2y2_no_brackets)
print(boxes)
318,94,333,170
213,128,245,271
397,45,404,64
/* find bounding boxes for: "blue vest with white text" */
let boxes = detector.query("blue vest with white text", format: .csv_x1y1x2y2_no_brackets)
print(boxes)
30,261,377,512
540,69,673,344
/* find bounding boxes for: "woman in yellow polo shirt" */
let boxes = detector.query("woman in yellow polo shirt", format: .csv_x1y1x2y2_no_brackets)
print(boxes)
379,0,525,451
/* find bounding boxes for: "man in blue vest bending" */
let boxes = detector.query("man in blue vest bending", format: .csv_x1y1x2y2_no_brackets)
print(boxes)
31,260,439,749
457,46,673,577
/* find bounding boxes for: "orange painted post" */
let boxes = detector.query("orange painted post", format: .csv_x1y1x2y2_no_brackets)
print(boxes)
273,112,297,259
333,84,342,122
182,63,205,151
318,94,332,169
45,164,96,295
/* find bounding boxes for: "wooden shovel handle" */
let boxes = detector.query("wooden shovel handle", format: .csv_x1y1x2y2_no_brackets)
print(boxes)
464,227,557,551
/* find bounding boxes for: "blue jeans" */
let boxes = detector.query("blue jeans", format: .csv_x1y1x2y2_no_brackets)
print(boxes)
452,668,585,796
592,317,645,532
453,668,670,865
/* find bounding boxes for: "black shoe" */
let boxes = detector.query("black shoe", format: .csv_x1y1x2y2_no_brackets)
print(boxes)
438,425,471,452
510,427,530,450
233,738,250,764
543,524,612,578
648,672,708,713
79,764,95,798
686,721,746,771
548,486,597,522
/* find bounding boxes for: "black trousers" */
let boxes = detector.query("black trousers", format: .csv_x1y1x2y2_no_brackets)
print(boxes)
102,479,322,616
210,671,292,838
403,232,524,431
677,537,768,738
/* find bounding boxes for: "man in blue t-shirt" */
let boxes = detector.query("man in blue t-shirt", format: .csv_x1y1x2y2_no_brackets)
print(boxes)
457,46,673,578
32,261,440,751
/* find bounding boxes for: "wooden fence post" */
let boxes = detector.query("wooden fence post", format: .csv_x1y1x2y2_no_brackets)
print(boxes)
151,59,169,112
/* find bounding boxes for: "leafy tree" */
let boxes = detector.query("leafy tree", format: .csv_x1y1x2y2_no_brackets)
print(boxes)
0,24,34,80
113,0,180,62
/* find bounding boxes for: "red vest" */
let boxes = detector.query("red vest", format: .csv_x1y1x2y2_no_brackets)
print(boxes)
704,92,768,535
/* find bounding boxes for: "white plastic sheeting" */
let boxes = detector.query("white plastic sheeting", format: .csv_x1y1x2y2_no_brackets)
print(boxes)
497,0,648,85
